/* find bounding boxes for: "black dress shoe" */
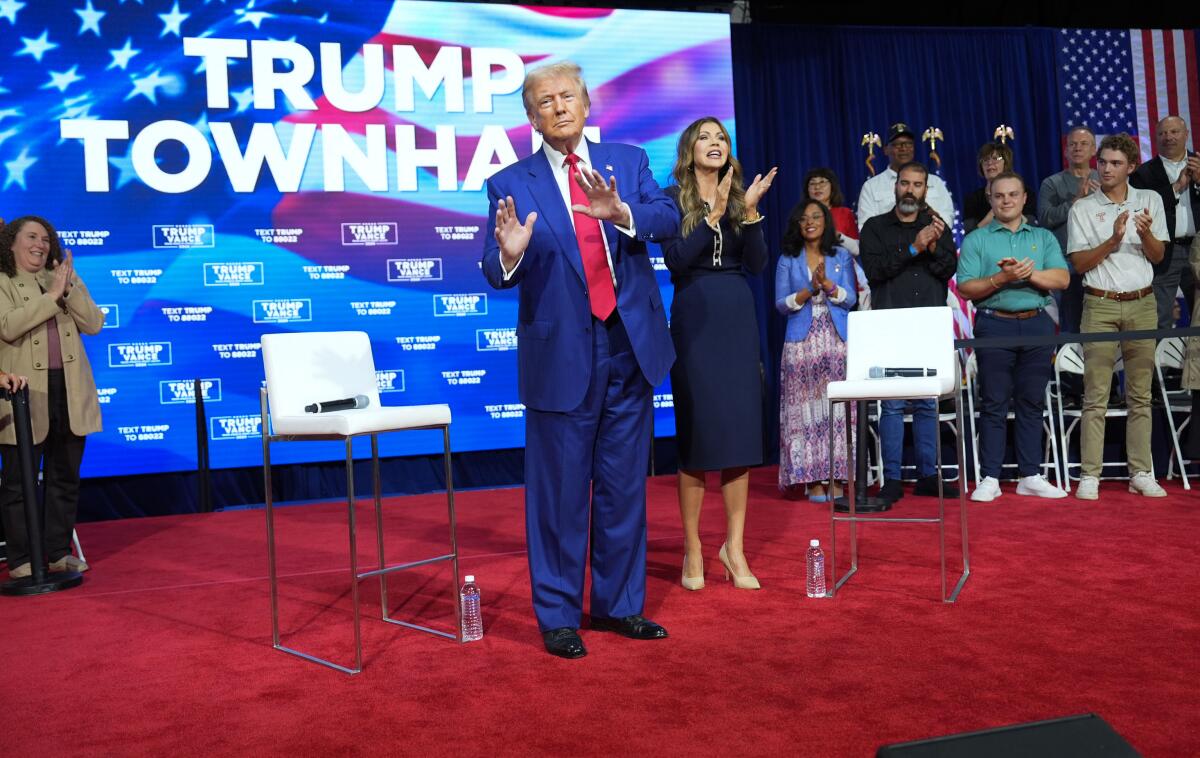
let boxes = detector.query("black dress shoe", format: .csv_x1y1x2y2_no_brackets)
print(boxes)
878,479,905,503
542,627,587,659
590,614,668,640
913,475,959,498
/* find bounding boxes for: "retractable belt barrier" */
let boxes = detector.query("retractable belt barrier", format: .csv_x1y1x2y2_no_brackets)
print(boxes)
956,325,1200,350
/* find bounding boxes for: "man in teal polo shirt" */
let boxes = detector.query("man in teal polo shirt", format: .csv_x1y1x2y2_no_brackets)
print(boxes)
958,172,1070,502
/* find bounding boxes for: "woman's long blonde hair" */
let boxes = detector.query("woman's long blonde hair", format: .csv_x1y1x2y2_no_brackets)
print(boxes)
671,117,746,237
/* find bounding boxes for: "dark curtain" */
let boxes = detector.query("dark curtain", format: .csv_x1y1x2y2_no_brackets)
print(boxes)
732,23,1061,459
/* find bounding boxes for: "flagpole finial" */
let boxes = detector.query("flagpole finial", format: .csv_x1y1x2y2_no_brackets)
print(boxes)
993,124,1015,144
922,126,944,170
861,131,882,176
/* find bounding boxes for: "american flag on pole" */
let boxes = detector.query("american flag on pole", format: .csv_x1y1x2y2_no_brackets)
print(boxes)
1056,28,1200,160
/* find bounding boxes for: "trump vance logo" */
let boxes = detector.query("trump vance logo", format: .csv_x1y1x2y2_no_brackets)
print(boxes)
204,262,264,287
434,293,487,317
342,222,398,246
476,328,517,351
153,224,215,249
210,415,263,441
109,342,172,368
252,299,312,324
159,379,222,405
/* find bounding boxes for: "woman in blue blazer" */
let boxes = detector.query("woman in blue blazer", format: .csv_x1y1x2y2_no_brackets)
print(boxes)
775,199,857,501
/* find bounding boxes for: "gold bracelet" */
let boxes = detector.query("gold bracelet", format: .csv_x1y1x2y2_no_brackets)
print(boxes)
989,275,1000,290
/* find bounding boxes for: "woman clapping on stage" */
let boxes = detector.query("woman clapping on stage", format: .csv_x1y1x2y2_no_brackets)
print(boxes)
663,117,776,591
0,216,105,579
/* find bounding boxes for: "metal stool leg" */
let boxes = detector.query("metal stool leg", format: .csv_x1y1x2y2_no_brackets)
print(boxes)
346,437,363,674
372,434,388,620
444,425,463,642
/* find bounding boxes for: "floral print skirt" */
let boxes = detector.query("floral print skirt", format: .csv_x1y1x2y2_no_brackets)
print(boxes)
779,303,855,489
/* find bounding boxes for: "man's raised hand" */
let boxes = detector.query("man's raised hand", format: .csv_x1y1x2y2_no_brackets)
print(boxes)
495,196,537,268
572,167,631,227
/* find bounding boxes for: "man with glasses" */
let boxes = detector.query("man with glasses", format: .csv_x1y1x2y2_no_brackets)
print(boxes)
856,123,957,231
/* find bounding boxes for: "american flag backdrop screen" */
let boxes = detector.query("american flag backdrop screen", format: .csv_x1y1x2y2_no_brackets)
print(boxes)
0,1,734,477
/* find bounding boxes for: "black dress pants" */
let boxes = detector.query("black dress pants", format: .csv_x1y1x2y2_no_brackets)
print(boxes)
0,370,86,568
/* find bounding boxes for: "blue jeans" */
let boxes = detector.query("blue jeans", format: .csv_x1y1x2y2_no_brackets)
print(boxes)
880,399,937,481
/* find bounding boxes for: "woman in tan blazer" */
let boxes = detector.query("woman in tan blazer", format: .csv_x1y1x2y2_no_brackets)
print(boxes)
0,216,104,579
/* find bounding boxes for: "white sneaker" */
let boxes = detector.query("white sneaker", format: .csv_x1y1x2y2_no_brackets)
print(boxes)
1128,471,1167,497
970,476,1001,502
1075,476,1099,500
1016,474,1068,499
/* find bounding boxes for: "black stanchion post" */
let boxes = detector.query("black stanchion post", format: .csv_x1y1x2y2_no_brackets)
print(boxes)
1,386,82,595
834,400,892,513
194,378,212,513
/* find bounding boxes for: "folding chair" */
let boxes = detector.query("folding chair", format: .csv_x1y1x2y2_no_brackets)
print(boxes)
1155,337,1191,489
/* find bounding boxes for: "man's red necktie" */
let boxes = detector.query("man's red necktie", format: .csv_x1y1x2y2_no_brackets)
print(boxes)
564,153,617,320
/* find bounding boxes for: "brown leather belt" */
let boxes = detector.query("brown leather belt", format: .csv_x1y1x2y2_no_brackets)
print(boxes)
1084,285,1154,302
983,308,1041,320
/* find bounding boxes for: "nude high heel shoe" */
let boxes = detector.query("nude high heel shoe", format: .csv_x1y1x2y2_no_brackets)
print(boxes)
718,543,761,590
681,553,705,591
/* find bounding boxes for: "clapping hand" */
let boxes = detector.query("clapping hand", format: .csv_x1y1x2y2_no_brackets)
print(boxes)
1076,177,1100,199
811,261,828,293
1186,155,1200,184
494,196,537,268
707,170,734,226
999,256,1034,282
914,216,945,253
1110,210,1130,243
744,166,778,216
572,166,631,227
1133,209,1154,239
47,249,74,302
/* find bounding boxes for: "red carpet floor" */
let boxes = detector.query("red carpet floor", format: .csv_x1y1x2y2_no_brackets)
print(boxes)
4,469,1198,757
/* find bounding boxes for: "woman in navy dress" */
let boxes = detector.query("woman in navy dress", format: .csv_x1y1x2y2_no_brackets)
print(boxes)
663,117,776,591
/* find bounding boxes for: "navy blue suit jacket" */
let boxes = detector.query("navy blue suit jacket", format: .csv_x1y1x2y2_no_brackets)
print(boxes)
481,141,677,412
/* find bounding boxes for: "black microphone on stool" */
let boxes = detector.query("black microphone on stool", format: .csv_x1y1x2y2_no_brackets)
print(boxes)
869,366,938,378
304,395,370,413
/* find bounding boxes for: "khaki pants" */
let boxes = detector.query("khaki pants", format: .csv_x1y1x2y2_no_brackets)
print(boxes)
1079,293,1156,477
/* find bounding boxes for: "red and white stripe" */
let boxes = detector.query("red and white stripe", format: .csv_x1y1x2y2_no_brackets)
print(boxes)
1130,29,1200,160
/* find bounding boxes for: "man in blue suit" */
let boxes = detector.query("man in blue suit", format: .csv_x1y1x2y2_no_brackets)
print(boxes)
481,61,677,659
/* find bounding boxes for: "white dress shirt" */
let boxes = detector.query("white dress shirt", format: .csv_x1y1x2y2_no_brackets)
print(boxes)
855,167,957,231
1161,154,1196,239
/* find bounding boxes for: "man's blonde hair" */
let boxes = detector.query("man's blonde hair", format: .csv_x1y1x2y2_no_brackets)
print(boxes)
521,61,591,116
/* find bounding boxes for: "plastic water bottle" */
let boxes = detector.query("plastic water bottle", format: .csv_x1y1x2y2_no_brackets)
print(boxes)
460,575,483,642
806,540,826,598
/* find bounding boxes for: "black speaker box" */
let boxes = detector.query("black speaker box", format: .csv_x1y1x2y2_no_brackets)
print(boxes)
876,713,1140,757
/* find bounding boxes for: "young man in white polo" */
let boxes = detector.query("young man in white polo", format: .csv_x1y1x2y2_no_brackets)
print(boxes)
1067,133,1169,500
